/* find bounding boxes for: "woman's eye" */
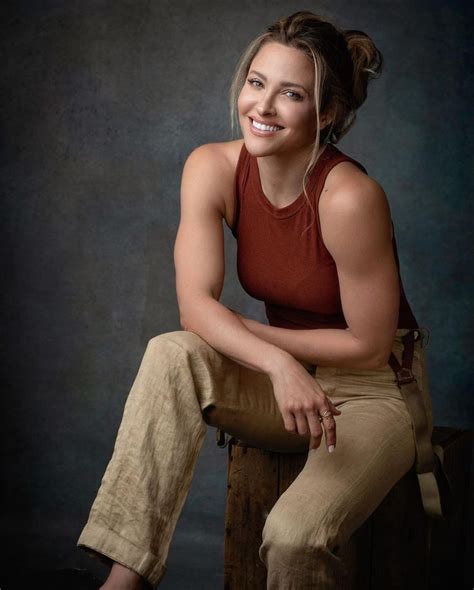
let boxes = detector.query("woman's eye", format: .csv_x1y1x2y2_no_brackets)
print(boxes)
285,90,302,100
247,78,302,100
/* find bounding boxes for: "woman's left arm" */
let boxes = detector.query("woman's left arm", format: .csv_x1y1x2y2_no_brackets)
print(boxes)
234,177,400,370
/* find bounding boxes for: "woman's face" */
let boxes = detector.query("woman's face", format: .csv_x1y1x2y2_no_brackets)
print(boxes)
237,41,320,158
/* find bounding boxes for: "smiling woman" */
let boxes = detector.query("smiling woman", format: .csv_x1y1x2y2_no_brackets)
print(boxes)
229,15,382,219
76,10,447,590
239,44,318,153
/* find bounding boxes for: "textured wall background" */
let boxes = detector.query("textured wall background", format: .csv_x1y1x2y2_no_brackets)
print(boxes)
2,0,472,587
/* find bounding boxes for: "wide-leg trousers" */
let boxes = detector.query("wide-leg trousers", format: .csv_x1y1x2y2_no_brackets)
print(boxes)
76,328,433,588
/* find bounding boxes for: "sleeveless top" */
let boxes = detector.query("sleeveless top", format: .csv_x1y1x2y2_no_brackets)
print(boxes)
230,141,419,330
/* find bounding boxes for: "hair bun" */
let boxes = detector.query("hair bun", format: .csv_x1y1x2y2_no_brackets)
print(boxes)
343,29,383,109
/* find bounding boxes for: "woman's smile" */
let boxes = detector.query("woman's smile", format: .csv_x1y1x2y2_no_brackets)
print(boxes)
249,117,285,136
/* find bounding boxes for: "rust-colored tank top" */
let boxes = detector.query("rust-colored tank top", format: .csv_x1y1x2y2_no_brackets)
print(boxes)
231,141,419,330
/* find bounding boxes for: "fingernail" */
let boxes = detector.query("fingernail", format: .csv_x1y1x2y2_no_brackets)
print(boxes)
328,445,335,453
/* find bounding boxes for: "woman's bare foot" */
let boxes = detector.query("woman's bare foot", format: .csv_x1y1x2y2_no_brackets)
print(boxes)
99,561,152,589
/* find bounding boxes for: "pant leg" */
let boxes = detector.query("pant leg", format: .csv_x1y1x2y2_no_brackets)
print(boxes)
76,329,312,587
259,331,424,589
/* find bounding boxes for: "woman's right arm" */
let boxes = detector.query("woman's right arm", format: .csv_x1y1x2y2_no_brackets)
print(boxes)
174,143,341,451
174,143,289,376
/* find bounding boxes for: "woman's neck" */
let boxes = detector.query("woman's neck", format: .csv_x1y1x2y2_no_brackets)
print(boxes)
256,143,326,206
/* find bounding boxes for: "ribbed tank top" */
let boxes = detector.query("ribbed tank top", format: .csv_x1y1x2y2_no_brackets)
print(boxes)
231,141,419,330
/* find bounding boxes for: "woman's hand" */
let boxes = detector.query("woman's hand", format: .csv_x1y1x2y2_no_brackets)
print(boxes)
268,355,341,452
227,306,341,449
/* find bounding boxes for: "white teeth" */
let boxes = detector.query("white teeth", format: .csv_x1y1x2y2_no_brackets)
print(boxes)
252,119,282,132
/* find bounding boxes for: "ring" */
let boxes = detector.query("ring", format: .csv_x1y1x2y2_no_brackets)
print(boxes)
318,409,333,422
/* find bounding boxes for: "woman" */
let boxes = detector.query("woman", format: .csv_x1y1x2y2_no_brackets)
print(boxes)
77,11,444,589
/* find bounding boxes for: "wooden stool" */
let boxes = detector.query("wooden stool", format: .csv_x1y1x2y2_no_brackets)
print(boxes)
222,426,472,589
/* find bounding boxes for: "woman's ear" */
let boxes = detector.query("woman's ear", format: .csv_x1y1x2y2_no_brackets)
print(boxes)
320,103,336,130
320,115,331,129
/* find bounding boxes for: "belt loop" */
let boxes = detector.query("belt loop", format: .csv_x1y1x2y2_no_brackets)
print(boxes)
216,428,235,448
416,326,431,348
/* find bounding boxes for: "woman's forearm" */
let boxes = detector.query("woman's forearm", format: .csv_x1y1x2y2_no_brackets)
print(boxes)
237,316,386,370
180,297,295,376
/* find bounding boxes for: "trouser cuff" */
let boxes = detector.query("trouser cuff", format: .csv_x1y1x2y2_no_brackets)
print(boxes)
77,521,166,588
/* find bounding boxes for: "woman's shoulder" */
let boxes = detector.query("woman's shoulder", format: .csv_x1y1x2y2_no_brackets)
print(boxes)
319,154,392,245
185,140,244,228
219,138,246,167
321,149,385,215
323,146,372,191
186,139,244,181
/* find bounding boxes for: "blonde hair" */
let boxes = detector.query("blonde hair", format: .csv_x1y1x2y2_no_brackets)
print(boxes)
228,11,383,234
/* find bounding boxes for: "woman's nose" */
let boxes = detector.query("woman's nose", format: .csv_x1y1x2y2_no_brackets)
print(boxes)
256,93,276,116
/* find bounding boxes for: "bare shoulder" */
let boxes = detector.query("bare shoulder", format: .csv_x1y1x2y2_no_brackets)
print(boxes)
320,160,390,222
182,139,244,227
219,138,245,170
319,162,393,261
185,139,243,173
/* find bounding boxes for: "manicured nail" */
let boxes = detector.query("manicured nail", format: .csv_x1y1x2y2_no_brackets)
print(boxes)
328,445,335,453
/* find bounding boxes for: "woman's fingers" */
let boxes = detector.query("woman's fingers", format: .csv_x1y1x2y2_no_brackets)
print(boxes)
316,389,341,451
329,400,342,415
293,408,311,438
305,408,337,451
292,405,337,452
272,361,342,452
306,409,323,450
282,412,297,434
320,412,337,452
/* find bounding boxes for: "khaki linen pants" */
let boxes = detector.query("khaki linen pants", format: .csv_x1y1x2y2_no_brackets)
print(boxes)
77,328,433,589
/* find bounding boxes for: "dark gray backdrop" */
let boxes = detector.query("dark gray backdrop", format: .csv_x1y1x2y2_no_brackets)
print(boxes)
2,1,473,587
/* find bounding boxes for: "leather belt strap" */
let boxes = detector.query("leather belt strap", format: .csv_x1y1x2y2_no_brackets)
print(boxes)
388,329,453,520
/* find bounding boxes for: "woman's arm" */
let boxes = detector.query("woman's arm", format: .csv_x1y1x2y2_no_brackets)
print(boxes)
175,143,341,452
231,176,400,370
175,143,294,376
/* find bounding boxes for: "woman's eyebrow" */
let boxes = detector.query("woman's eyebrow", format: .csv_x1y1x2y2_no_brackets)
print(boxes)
248,69,309,92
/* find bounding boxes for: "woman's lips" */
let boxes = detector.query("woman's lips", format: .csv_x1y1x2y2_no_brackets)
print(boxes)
248,117,284,136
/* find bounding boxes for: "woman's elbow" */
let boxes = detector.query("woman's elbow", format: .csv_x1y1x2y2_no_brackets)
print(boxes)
366,347,392,370
179,313,194,332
